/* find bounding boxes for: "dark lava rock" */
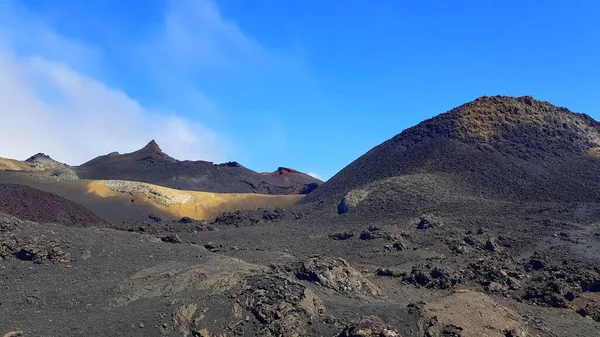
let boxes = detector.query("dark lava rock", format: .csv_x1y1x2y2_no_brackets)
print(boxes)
237,274,325,336
525,253,547,271
178,216,195,224
484,238,502,252
441,324,463,337
329,232,355,240
213,208,304,227
338,315,400,337
376,268,405,278
417,215,443,230
359,226,386,240
577,302,600,322
148,214,162,222
404,266,462,289
522,280,576,308
1,234,69,263
204,242,220,252
360,231,379,240
466,258,524,295
463,236,478,246
392,240,409,251
215,161,241,168
278,256,382,297
161,234,182,244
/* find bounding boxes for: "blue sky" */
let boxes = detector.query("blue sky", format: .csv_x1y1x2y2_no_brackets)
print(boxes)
0,0,598,180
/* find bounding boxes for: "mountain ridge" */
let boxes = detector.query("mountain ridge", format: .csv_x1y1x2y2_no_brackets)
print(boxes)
74,140,322,195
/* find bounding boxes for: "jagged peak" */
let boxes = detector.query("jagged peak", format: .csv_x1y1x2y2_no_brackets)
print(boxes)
215,161,242,168
24,152,67,170
129,140,176,162
25,153,54,163
137,140,172,157
140,140,162,153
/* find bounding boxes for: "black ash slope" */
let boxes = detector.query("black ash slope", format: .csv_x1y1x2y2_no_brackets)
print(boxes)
0,183,105,225
301,96,600,212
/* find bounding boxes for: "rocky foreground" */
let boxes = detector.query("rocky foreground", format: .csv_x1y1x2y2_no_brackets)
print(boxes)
1,197,599,336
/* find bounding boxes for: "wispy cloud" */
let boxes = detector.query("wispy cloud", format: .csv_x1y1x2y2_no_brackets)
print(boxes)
0,2,228,165
143,0,319,171
0,44,225,164
307,172,325,181
155,0,299,76
0,0,319,175
142,0,315,112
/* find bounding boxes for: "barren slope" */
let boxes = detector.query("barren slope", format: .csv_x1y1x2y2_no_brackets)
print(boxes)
301,96,600,217
0,173,303,222
0,183,105,225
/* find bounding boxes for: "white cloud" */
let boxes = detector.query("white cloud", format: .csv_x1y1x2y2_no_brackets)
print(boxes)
0,46,227,165
307,172,325,181
0,3,227,165
143,0,313,98
0,0,312,168
158,0,278,73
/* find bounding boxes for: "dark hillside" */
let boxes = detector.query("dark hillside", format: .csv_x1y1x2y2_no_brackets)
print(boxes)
301,96,600,214
74,140,322,195
0,183,105,225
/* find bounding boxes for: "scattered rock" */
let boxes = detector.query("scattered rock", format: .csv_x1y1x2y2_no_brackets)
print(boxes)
161,234,182,244
338,189,369,214
172,304,205,336
389,240,409,251
338,316,400,337
149,214,162,222
212,207,303,227
376,268,405,278
178,216,195,224
2,331,24,337
360,226,388,240
404,266,462,289
417,215,443,230
237,274,325,337
522,280,576,308
463,236,478,246
1,233,69,263
576,301,600,322
484,238,502,252
360,231,379,240
279,256,382,298
204,242,219,252
330,232,355,240
525,253,546,271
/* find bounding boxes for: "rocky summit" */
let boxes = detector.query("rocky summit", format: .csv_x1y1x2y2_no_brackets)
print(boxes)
1,96,600,337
